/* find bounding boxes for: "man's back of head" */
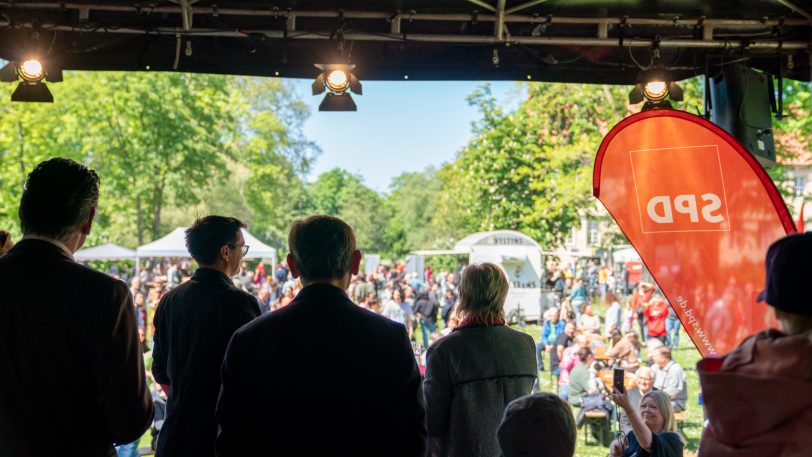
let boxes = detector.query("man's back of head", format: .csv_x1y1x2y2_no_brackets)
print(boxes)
19,157,99,241
497,393,576,457
287,215,359,285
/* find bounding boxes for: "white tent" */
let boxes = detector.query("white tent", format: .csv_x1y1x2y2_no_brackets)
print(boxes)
74,243,136,261
136,227,276,263
612,246,642,263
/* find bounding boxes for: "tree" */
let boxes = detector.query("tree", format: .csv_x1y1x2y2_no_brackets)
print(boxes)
383,166,442,257
307,168,388,253
435,80,703,248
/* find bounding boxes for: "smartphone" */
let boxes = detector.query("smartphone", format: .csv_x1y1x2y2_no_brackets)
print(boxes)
613,367,625,394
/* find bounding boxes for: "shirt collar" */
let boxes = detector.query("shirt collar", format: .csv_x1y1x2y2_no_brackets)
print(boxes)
22,235,74,260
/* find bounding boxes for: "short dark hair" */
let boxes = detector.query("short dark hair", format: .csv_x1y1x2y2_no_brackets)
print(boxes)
498,393,577,457
185,216,247,265
19,158,100,239
288,215,356,280
577,347,593,363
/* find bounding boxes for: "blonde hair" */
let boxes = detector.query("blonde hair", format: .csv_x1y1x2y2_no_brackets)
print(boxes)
457,263,509,323
774,309,812,335
642,390,677,434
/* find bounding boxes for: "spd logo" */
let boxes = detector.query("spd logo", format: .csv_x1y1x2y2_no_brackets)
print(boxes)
630,145,730,233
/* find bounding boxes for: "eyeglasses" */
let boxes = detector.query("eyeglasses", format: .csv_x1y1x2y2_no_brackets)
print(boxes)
228,244,250,256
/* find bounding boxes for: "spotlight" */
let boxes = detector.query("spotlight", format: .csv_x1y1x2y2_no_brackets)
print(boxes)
313,64,362,112
0,58,61,103
19,60,45,82
628,68,683,110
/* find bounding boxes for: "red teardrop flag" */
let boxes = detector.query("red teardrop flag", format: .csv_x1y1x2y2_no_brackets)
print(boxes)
594,109,795,356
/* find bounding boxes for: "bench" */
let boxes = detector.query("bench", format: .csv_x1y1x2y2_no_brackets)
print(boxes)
674,411,687,431
583,410,609,446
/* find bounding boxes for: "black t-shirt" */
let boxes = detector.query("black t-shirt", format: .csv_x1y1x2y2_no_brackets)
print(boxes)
623,430,683,457
550,332,572,371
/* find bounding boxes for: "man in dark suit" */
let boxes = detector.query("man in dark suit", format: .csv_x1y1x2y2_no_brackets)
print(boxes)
216,215,426,456
152,216,260,457
0,158,153,457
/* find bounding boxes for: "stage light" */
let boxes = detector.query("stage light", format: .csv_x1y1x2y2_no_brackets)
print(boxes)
1,58,60,103
326,70,349,93
643,81,668,102
19,60,45,82
628,68,683,110
313,64,362,112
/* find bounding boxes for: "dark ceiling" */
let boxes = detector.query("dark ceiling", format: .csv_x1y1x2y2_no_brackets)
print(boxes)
0,1,809,84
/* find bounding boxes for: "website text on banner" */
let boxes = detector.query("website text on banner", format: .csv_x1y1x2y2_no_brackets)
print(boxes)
593,109,795,357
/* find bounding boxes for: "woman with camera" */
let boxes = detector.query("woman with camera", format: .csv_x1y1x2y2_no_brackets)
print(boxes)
610,389,683,457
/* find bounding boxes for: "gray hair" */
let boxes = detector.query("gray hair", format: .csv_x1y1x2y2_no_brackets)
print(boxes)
456,262,508,323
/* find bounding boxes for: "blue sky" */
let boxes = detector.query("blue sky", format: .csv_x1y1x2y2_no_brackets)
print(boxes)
289,79,522,192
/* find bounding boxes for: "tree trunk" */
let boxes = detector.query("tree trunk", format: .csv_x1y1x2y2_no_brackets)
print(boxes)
136,193,143,246
151,177,165,240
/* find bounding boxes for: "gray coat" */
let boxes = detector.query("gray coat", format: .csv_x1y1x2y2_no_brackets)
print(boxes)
424,324,537,457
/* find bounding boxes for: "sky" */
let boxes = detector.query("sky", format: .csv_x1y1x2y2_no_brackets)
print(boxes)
289,79,522,192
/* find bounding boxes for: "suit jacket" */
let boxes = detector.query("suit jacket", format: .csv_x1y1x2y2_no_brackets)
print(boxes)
216,283,426,457
0,239,153,457
152,268,260,457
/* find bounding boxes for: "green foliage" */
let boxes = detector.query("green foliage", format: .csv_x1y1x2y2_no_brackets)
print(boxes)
0,71,315,251
383,166,442,258
307,168,388,253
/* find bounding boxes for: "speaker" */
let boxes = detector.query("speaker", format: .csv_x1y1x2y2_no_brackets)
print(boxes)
710,63,776,168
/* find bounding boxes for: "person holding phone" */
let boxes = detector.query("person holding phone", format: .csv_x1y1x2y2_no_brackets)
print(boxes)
610,390,683,457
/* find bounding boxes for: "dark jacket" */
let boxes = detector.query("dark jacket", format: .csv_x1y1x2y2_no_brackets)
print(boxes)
413,292,438,320
152,267,260,457
216,283,426,457
0,239,153,457
424,324,537,457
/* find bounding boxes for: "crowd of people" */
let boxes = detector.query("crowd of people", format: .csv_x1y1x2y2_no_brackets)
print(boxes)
1,157,811,457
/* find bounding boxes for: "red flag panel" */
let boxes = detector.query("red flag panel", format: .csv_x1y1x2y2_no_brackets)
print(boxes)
594,109,795,356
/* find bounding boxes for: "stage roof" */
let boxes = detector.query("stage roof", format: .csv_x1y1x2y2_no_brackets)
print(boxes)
0,1,809,84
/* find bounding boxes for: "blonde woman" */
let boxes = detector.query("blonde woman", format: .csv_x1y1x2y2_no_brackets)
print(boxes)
424,263,536,457
610,389,684,457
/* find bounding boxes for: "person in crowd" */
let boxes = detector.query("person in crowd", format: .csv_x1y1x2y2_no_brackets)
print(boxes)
0,229,14,255
698,232,812,456
569,278,587,318
441,287,458,327
633,282,655,337
402,288,416,338
606,332,641,371
609,327,623,348
650,347,687,412
577,304,602,335
151,216,260,457
664,304,680,349
216,215,425,456
440,308,460,336
414,290,439,349
604,290,623,337
558,334,589,401
551,321,576,376
278,285,296,309
610,390,684,457
567,347,595,407
619,366,654,435
622,298,636,334
497,393,577,457
383,288,406,324
0,158,153,456
424,262,536,457
537,307,564,372
644,294,669,344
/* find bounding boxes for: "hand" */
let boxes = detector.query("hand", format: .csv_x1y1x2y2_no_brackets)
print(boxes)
612,390,632,411
545,345,552,352
609,439,624,457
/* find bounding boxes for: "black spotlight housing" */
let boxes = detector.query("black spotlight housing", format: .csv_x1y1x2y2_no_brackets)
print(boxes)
1,59,62,103
313,63,362,112
629,67,683,110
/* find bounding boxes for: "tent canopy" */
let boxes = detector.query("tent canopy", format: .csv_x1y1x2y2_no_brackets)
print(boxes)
74,243,136,261
136,227,277,262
